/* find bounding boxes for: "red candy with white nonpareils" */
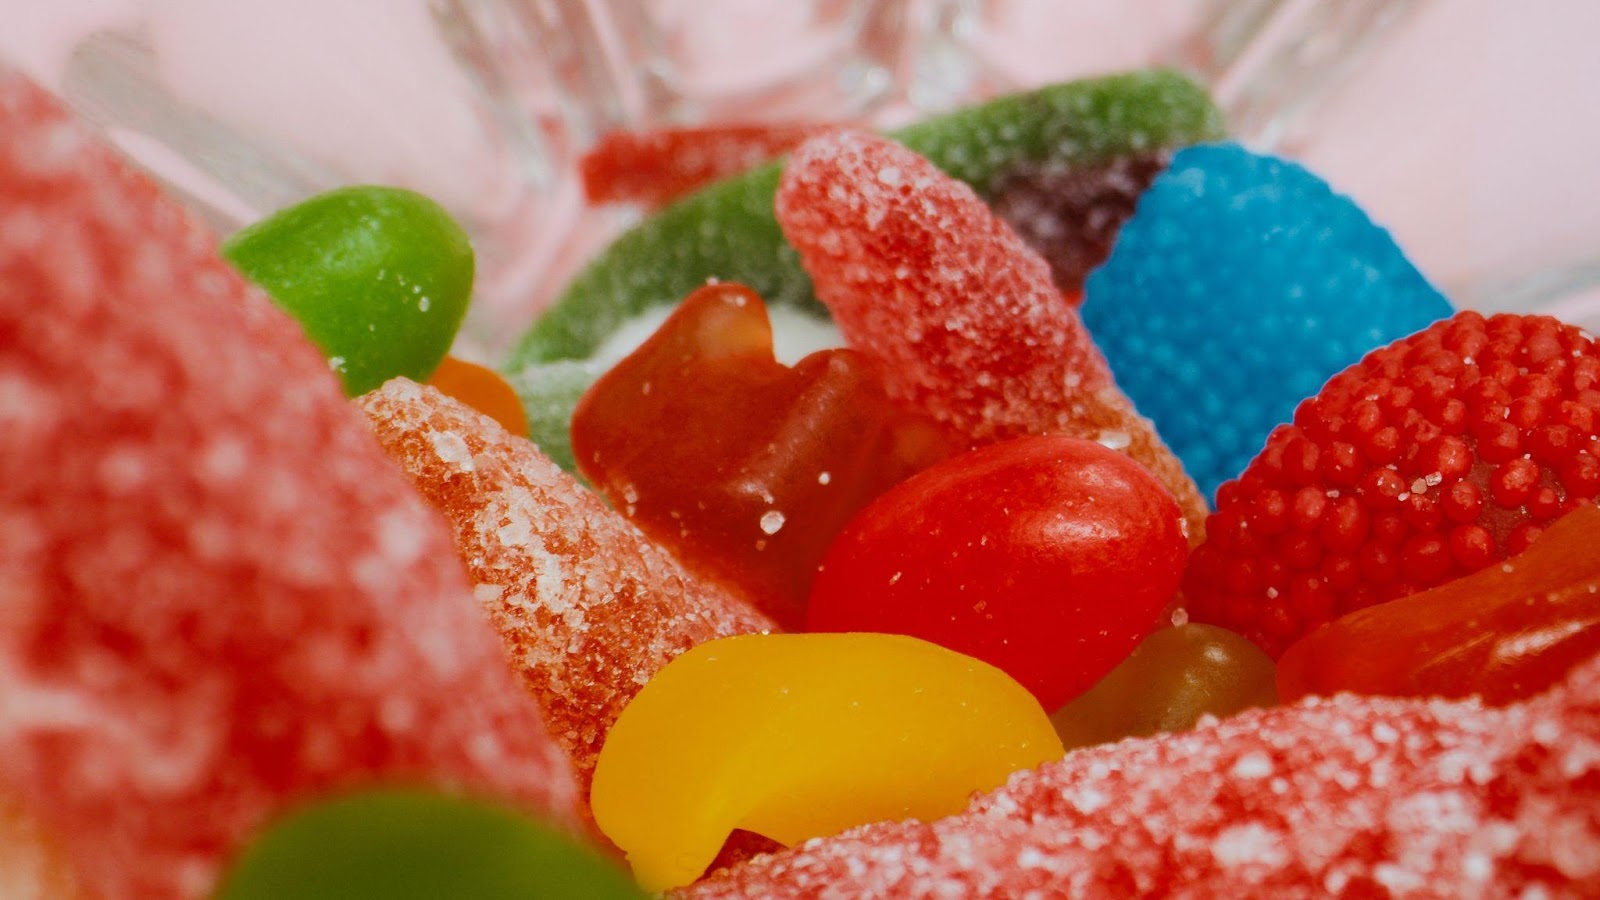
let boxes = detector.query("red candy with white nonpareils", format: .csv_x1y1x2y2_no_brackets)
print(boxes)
0,71,577,899
774,130,1209,543
1185,311,1600,658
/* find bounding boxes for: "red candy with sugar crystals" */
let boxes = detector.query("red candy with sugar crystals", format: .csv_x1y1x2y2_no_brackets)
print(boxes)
360,381,776,798
774,131,1209,542
581,123,830,209
570,282,956,629
683,650,1600,898
0,72,578,899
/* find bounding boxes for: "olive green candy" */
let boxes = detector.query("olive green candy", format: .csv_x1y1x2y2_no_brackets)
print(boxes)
222,186,474,396
1050,623,1278,751
216,789,645,900
508,68,1226,370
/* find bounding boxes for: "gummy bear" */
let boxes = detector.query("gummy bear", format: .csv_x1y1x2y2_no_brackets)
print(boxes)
1278,503,1600,706
570,282,956,628
775,130,1209,542
591,633,1062,892
0,70,578,900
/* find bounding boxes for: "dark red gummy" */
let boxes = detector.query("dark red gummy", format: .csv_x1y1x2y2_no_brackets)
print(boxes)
1186,311,1600,657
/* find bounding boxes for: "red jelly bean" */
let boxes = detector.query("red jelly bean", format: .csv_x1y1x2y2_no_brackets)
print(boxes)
1279,503,1600,705
807,435,1188,710
571,282,955,628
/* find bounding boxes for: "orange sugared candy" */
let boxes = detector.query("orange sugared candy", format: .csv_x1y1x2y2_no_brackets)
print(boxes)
1278,503,1600,705
427,355,528,437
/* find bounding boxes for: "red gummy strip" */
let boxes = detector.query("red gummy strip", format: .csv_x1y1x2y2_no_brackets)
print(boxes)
683,650,1600,898
775,131,1208,542
581,123,832,209
360,381,776,800
0,72,578,899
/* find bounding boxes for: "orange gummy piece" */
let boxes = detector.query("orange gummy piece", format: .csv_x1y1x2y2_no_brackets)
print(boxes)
427,354,528,437
1278,503,1600,705
570,282,956,628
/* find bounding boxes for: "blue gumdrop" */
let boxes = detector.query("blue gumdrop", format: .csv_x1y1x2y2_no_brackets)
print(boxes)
1081,143,1452,502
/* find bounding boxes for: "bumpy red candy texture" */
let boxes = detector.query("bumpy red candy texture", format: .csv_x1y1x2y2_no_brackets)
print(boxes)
1186,311,1600,658
0,72,578,899
682,649,1600,899
570,282,956,629
807,435,1188,710
360,380,776,798
775,131,1208,543
581,123,831,209
1279,502,1600,706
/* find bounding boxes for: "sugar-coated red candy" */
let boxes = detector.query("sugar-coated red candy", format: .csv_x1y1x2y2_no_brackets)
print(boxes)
682,649,1600,898
581,123,831,210
360,380,777,801
775,130,1208,543
807,436,1188,710
0,71,578,899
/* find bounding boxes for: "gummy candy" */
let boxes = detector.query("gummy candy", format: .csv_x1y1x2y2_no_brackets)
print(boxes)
505,359,602,473
222,185,474,396
1279,502,1600,706
0,798,81,900
427,355,529,437
590,633,1062,892
218,790,644,900
807,436,1189,710
511,70,1224,368
0,71,577,899
776,130,1210,541
1082,144,1454,500
1186,311,1600,657
682,649,1600,898
359,381,776,799
581,123,830,210
571,282,956,628
1050,624,1277,750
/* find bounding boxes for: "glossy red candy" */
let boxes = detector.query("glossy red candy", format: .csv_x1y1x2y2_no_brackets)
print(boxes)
1279,503,1600,706
806,435,1188,710
571,282,956,628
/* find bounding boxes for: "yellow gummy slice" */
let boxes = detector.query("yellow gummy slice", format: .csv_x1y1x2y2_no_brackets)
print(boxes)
590,632,1064,891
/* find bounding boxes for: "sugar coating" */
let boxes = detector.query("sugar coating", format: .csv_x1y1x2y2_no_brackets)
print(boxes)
360,381,776,799
1082,144,1454,501
581,124,830,210
775,131,1208,541
682,650,1600,898
0,71,578,899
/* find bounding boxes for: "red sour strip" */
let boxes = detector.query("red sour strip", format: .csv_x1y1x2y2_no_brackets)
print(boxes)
581,123,832,209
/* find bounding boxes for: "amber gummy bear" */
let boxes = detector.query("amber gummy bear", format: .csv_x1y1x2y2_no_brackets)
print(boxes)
570,282,956,628
1278,503,1600,705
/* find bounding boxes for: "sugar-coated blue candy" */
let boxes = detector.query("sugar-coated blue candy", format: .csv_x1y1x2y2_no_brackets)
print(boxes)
1082,143,1452,501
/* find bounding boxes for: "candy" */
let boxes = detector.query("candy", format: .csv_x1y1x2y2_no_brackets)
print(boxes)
0,798,82,900
222,185,474,396
1082,144,1454,500
359,380,776,799
1279,502,1600,706
590,633,1062,892
1050,624,1277,750
217,790,644,900
571,282,956,628
0,71,577,899
1185,311,1600,657
581,124,830,210
775,129,1210,541
427,355,529,437
682,649,1600,898
510,70,1224,368
807,436,1189,710
505,359,602,473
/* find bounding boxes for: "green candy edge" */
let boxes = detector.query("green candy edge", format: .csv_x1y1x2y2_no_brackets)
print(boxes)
223,185,475,397
506,68,1226,371
214,789,645,900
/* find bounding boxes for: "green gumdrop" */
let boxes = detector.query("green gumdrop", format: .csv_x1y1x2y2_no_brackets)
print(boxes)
222,186,474,396
216,789,645,900
508,69,1225,370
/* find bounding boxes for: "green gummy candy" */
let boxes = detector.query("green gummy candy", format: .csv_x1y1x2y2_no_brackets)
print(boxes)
509,69,1225,370
216,790,645,900
222,186,474,396
504,359,604,475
